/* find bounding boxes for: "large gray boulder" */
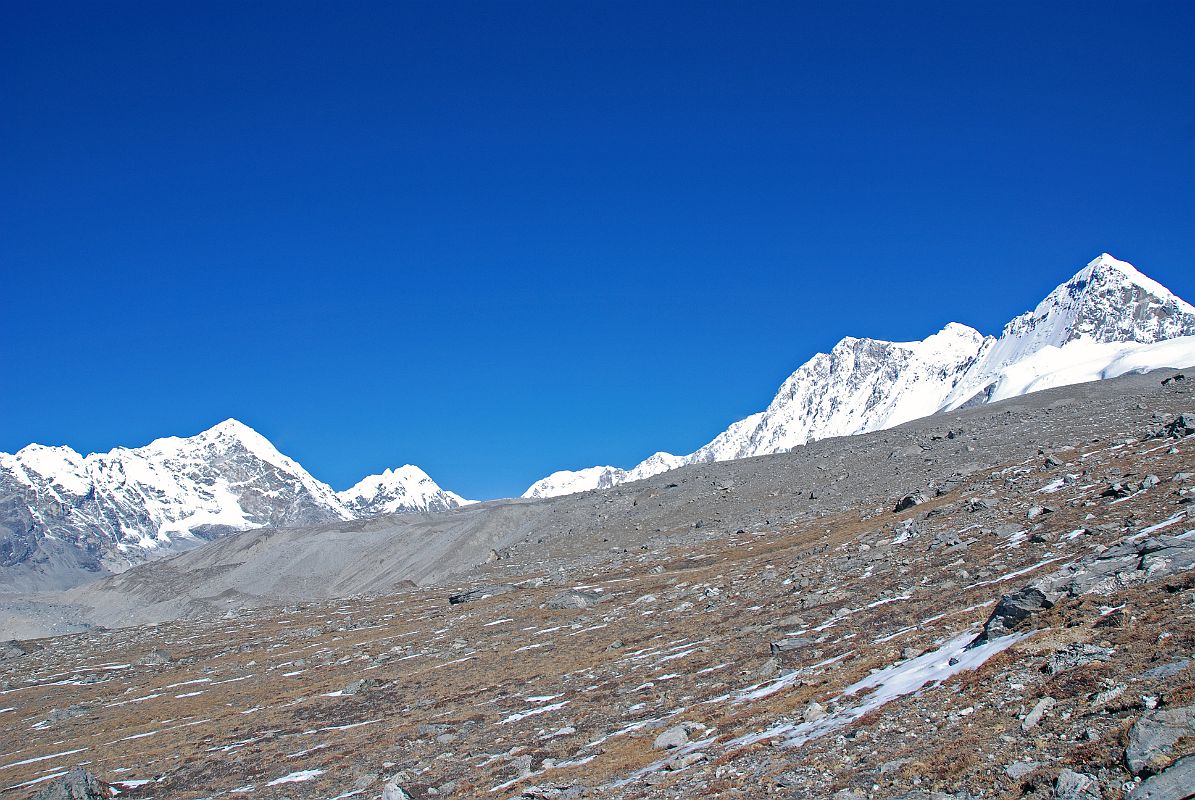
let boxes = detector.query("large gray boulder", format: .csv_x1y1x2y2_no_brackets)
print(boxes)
1128,755,1195,799
1126,705,1195,776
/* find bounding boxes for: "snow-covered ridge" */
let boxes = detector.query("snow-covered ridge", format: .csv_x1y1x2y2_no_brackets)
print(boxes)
0,419,470,581
525,253,1195,498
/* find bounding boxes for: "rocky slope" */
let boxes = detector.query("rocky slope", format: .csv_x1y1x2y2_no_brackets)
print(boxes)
525,254,1195,498
3,368,1194,799
0,420,467,592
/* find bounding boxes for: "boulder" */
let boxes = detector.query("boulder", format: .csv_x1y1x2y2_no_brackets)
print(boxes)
1163,414,1194,438
138,648,170,666
654,722,706,750
979,588,1058,641
32,768,108,800
976,535,1195,644
1003,761,1040,780
1054,769,1100,800
1022,696,1056,732
1026,505,1055,519
342,678,380,696
1141,659,1191,679
770,637,814,656
382,778,414,800
1125,704,1195,776
1102,482,1136,498
894,490,928,512
1045,643,1114,675
0,641,27,662
1128,755,1195,799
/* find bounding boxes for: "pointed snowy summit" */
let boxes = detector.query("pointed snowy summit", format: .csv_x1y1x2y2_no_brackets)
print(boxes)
339,464,473,515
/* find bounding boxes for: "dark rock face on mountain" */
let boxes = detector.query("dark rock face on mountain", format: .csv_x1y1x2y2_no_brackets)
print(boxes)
31,768,109,800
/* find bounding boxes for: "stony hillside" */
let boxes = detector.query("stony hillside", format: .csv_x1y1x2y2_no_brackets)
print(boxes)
2,368,1193,799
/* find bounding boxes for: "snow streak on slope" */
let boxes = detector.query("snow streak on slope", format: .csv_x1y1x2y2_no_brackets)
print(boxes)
525,254,1195,497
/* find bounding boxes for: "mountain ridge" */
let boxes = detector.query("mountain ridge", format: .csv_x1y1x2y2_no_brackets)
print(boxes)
5,252,1194,587
0,419,468,591
523,253,1195,498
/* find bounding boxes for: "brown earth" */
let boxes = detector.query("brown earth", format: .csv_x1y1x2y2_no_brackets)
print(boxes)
2,374,1194,799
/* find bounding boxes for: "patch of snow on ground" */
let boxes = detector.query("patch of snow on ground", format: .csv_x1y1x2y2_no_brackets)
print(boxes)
1138,511,1188,535
498,701,570,725
266,769,325,786
728,629,1030,751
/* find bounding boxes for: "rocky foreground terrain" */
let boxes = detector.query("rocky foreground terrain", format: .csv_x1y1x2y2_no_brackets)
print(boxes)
2,370,1195,799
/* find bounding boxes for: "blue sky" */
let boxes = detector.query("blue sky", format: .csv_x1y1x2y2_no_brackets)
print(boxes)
3,1,1193,499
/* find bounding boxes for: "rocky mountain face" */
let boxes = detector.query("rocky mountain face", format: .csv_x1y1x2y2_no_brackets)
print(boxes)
0,420,467,590
526,253,1195,498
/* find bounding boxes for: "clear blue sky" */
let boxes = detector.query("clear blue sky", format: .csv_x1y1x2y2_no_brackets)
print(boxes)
3,1,1193,499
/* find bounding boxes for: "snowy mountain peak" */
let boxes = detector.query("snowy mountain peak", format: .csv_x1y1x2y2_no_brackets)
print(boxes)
338,464,471,515
1085,252,1173,295
166,418,296,468
524,253,1195,498
1013,252,1195,346
933,254,1195,412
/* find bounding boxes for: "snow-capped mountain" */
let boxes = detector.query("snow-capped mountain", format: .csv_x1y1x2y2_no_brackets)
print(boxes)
524,254,1195,498
0,420,468,590
338,465,474,516
939,252,1195,409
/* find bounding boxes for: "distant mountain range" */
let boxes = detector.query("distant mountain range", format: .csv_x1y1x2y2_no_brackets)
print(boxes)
523,253,1195,497
0,420,469,591
4,252,1194,591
